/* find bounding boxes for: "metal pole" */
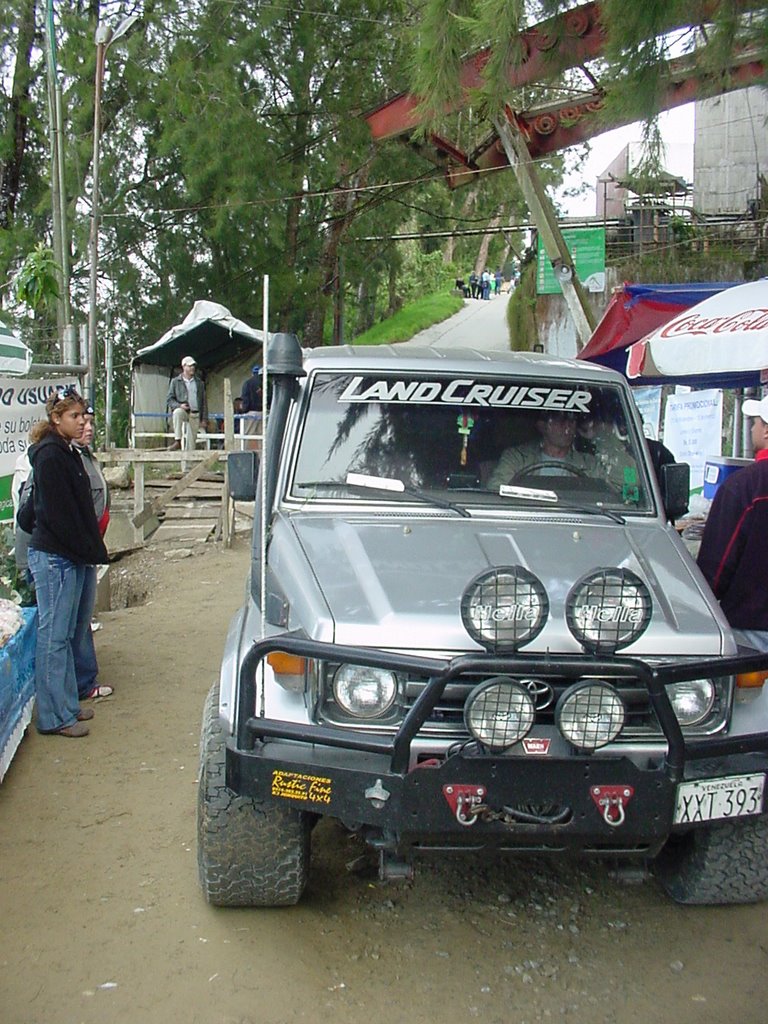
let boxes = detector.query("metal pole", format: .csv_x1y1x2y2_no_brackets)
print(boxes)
87,25,110,407
105,328,113,446
43,3,66,340
260,274,269,641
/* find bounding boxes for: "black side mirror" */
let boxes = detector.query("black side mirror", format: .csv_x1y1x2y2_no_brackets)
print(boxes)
228,451,259,501
660,462,690,522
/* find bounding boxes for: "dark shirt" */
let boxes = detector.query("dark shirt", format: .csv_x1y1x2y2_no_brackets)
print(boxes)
646,438,676,482
697,452,768,630
28,433,109,565
240,375,264,414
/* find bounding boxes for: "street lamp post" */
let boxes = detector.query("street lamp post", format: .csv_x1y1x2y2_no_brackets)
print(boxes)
87,15,139,442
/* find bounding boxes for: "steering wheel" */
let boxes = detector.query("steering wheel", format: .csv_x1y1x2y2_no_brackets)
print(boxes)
510,461,590,483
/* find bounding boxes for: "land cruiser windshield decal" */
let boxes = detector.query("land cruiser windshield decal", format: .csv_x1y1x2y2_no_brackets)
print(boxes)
338,376,592,412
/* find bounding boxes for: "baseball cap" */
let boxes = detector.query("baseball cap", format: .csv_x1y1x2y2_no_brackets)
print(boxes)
742,395,768,422
252,364,262,375
181,355,196,367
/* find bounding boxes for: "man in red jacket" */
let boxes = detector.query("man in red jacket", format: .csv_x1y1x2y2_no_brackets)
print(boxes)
697,395,768,652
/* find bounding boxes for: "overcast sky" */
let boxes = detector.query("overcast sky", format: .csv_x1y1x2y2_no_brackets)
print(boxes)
558,103,696,218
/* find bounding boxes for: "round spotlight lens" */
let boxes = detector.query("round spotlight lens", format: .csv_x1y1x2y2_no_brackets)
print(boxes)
461,566,549,652
464,677,536,751
566,568,651,654
333,665,397,718
556,681,626,750
667,679,715,727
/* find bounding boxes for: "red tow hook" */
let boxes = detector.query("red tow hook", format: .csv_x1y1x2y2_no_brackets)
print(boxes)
590,785,634,827
442,784,486,826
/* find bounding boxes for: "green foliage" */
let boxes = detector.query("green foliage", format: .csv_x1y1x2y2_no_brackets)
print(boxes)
352,291,464,345
506,261,538,351
13,244,60,311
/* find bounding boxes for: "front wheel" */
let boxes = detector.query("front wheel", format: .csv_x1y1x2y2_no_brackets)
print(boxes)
653,815,768,905
197,682,310,906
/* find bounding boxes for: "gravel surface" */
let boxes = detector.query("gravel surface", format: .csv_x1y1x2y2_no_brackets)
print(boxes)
1,536,766,1024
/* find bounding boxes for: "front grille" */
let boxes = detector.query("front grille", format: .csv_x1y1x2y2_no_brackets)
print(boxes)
318,666,730,742
401,674,659,738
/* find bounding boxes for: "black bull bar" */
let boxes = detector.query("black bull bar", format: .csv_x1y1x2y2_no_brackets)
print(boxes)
231,637,768,777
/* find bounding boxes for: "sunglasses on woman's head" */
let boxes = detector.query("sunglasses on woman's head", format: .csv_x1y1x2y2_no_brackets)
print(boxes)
56,384,81,401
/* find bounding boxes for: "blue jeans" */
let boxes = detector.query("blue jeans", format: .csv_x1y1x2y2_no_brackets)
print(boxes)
74,565,99,697
27,547,86,733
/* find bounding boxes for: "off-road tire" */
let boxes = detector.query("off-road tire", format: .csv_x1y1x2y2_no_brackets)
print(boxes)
653,814,768,906
197,682,310,906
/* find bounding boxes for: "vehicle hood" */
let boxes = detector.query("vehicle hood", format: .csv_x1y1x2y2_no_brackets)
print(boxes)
270,512,728,655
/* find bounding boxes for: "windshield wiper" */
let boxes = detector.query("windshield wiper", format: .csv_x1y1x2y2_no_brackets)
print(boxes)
297,473,470,517
556,502,625,525
348,473,470,518
497,484,625,524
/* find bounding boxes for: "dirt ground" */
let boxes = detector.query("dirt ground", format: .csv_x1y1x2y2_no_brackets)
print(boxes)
1,535,767,1024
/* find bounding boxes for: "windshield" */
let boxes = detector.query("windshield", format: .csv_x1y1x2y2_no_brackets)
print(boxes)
289,371,655,513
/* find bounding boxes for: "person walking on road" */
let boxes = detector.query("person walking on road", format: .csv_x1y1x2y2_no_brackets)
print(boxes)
697,395,768,652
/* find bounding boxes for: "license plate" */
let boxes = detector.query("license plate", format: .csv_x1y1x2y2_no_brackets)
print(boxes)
673,773,765,824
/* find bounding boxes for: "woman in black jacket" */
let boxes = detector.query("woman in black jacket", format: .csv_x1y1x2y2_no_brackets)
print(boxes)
26,387,109,737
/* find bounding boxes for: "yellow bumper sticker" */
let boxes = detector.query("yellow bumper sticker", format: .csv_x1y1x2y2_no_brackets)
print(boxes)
272,770,332,805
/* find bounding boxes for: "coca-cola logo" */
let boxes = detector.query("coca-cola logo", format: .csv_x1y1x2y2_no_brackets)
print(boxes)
660,308,768,338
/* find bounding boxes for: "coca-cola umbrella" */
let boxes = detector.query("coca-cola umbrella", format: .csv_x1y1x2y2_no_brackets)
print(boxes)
626,278,768,384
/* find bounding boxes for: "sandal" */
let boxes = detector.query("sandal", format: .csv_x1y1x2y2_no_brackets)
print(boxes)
83,684,114,699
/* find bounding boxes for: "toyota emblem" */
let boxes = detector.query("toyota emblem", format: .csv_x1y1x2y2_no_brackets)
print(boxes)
520,678,554,709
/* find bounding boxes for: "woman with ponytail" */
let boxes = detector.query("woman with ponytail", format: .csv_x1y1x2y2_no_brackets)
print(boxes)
26,386,109,737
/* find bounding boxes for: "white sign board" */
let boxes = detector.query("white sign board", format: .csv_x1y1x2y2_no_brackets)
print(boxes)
0,377,78,522
662,389,723,493
631,385,663,440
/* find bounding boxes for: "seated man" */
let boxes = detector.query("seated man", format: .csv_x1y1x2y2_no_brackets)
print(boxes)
487,411,599,489
576,414,641,501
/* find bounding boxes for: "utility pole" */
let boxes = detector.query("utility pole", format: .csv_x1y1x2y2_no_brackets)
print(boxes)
493,116,596,349
87,14,139,431
43,0,72,348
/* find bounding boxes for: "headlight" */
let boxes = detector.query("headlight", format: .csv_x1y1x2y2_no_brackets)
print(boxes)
333,665,397,718
556,681,626,750
464,677,535,751
666,679,715,727
566,568,652,654
460,566,549,652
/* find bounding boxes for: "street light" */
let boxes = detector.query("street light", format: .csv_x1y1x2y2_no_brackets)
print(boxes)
87,14,139,442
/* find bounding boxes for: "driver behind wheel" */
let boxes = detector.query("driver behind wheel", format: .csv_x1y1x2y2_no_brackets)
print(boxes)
487,411,599,489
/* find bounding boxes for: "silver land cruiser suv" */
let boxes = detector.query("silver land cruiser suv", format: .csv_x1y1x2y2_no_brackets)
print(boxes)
198,336,768,907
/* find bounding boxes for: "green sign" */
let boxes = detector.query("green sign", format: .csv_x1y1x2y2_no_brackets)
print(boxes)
536,226,606,295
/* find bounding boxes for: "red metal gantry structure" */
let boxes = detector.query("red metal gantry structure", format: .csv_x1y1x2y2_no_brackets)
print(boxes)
364,1,765,191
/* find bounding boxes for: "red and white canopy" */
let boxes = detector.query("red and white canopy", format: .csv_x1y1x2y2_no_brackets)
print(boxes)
627,278,768,380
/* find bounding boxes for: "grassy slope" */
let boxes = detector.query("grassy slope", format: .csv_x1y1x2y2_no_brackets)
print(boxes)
350,292,464,346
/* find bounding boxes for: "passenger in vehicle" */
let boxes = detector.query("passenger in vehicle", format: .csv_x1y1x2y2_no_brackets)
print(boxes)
575,413,641,501
487,411,599,489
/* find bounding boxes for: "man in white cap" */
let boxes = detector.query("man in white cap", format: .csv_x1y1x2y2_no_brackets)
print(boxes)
166,355,208,451
697,394,768,651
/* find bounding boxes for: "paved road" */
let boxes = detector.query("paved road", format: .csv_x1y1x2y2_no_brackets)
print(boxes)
403,293,511,350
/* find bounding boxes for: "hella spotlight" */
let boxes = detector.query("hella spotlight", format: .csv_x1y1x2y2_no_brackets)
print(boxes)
566,568,651,654
461,566,549,652
464,677,536,751
556,681,626,750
